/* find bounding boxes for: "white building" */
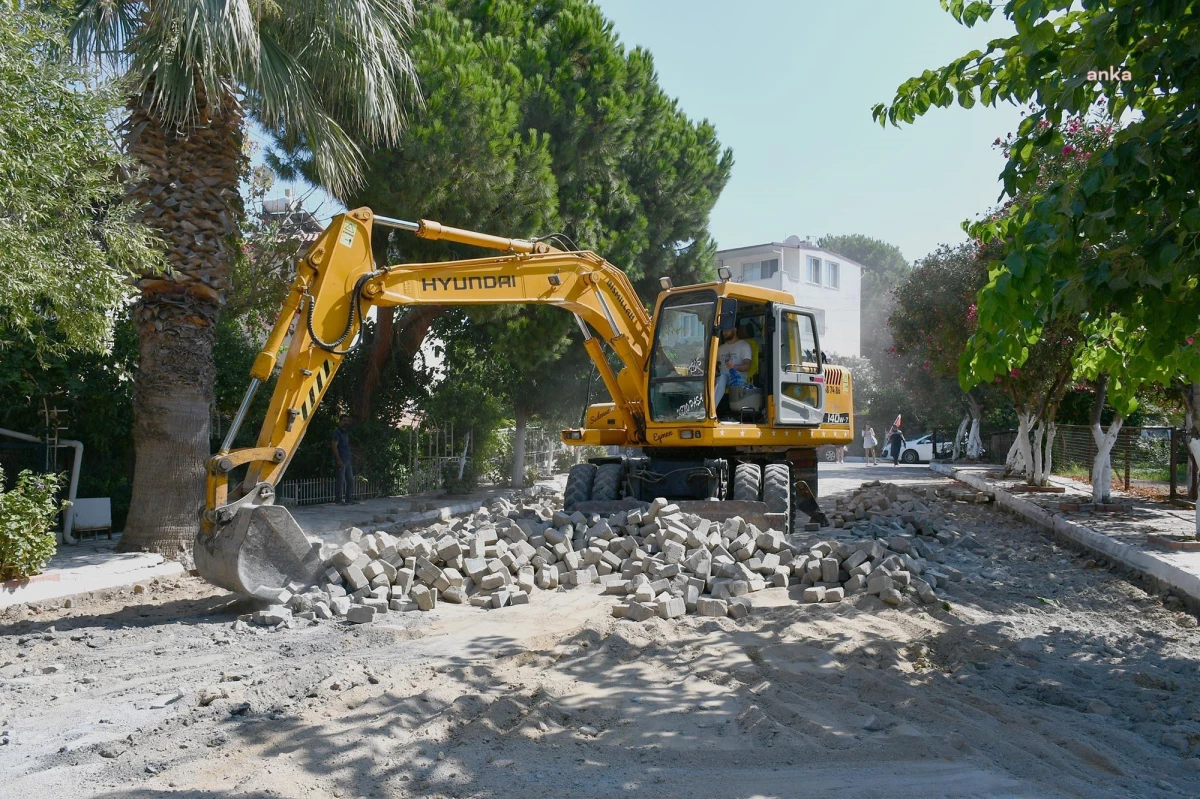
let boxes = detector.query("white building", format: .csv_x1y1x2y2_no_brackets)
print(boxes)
716,236,862,357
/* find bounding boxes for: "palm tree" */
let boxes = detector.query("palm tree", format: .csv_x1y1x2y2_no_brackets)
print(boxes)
69,1,418,558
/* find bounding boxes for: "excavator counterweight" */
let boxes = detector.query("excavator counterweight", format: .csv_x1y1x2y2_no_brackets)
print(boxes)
196,208,851,598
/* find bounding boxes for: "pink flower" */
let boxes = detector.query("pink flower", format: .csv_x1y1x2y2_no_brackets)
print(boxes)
1189,337,1195,346
1062,145,1076,156
1010,368,1022,378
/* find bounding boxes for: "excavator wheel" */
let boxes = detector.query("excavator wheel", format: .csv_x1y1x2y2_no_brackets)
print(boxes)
563,463,597,512
762,463,792,532
732,462,761,501
591,462,624,502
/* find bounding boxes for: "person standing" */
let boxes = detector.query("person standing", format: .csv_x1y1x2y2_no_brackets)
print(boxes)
862,424,878,466
888,425,905,467
331,414,356,504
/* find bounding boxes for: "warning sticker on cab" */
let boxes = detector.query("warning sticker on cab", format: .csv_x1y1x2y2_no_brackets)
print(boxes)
339,221,358,249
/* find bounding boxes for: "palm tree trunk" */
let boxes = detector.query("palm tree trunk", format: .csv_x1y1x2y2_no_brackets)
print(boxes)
118,87,245,560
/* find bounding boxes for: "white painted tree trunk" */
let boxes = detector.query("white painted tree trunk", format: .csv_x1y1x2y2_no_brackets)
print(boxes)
1031,420,1045,485
965,393,984,460
1089,416,1123,503
1042,421,1057,484
1183,382,1200,537
457,430,471,480
952,415,969,461
967,417,983,460
1015,411,1034,482
1005,437,1022,474
1190,438,1200,537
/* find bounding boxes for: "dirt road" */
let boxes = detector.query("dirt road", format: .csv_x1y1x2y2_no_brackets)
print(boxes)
3,464,1199,798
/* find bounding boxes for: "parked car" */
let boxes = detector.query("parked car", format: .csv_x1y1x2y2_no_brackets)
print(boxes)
819,445,842,462
882,433,948,464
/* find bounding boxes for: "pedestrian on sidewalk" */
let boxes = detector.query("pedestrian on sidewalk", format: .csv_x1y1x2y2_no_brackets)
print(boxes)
835,444,847,463
862,424,878,465
331,415,356,505
888,425,905,466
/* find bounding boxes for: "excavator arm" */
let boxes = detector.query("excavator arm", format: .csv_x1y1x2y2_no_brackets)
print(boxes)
196,208,653,598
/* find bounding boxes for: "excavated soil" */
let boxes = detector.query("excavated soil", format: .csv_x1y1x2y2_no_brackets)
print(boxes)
2,464,1199,798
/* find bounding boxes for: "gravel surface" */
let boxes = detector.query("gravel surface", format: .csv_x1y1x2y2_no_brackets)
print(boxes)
3,463,1200,798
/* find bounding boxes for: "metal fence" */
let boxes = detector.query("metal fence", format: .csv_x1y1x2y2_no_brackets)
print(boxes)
276,475,401,506
277,423,566,506
983,425,1198,502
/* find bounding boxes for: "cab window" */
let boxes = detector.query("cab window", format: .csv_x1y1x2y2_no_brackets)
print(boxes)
649,292,716,421
780,311,821,374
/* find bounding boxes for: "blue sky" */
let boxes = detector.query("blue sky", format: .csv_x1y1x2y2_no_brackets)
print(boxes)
260,0,1024,265
594,0,1024,262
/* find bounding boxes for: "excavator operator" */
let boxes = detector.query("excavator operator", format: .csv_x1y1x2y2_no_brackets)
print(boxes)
714,319,752,410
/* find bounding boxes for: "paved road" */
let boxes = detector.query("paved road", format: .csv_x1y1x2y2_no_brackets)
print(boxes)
818,461,944,505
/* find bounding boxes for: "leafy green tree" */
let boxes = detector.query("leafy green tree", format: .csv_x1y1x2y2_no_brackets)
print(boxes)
818,234,910,359
69,0,418,558
0,9,159,359
876,0,1200,509
889,243,990,459
282,0,732,485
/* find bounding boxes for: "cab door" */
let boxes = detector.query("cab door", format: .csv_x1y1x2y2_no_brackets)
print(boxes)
772,304,825,426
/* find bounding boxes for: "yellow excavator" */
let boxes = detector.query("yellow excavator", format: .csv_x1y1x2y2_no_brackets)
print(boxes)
195,208,853,599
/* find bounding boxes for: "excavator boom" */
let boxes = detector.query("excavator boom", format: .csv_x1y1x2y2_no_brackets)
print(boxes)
197,209,657,598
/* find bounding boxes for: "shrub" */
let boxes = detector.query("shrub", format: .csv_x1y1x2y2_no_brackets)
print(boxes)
0,469,67,581
440,459,480,495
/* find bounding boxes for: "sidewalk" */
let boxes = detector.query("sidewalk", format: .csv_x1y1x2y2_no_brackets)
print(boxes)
0,537,184,609
0,476,567,609
932,461,1200,608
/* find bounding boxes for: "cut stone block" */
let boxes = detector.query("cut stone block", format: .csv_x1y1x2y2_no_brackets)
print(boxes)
657,597,686,619
727,596,751,619
345,605,376,624
624,601,656,622
803,586,826,603
696,597,728,616
411,585,438,611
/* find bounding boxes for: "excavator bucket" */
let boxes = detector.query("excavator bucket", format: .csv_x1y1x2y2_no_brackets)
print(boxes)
193,505,325,601
794,480,829,527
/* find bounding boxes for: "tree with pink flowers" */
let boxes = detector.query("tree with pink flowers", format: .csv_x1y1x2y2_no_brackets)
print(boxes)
877,0,1200,515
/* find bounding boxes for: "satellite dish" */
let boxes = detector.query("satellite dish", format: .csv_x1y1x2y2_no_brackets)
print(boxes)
783,235,802,246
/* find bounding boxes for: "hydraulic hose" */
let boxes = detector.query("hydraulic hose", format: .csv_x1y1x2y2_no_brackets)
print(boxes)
304,273,376,356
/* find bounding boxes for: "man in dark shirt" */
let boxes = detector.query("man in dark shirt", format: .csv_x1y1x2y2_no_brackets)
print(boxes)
331,415,355,504
888,425,905,467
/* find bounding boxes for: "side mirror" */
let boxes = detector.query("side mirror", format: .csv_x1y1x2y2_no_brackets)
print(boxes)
717,299,737,333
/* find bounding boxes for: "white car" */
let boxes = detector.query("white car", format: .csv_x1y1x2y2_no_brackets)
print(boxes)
883,433,940,464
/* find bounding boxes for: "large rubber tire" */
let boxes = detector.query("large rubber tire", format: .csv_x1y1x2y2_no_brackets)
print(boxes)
901,449,920,464
591,462,623,501
563,463,597,512
763,462,792,535
732,462,762,501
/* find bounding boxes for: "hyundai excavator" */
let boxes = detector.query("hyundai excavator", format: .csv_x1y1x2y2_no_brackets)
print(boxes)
195,208,854,599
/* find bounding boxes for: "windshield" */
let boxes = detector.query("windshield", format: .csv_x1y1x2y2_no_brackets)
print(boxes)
649,293,716,422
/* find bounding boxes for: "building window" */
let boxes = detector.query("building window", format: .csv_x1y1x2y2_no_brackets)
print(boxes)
826,261,840,289
806,256,822,284
741,258,778,282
